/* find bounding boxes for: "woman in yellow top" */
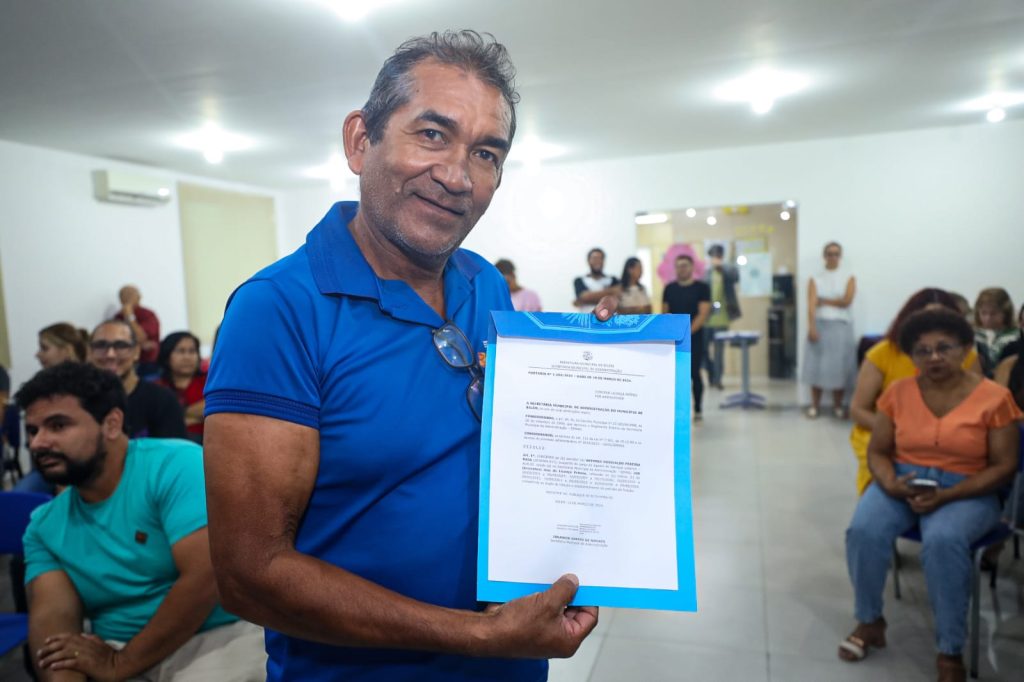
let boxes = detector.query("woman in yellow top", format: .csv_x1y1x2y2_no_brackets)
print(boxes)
849,289,981,494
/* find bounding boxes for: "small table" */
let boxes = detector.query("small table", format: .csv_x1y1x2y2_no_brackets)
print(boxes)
715,331,765,409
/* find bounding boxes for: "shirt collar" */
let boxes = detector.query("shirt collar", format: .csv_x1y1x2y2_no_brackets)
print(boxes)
306,201,483,326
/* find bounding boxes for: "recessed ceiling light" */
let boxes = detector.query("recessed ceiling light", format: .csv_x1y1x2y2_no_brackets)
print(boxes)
964,92,1024,111
176,123,252,165
986,107,1007,123
317,0,402,22
507,136,566,168
714,68,809,114
780,210,791,221
157,187,171,197
784,199,797,208
736,255,748,266
305,152,352,191
635,213,669,225
685,208,697,218
706,216,718,226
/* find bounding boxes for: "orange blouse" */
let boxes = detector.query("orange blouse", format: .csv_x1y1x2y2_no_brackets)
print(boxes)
878,377,1022,475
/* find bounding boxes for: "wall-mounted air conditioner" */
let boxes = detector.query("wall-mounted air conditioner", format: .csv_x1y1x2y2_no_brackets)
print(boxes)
92,170,173,207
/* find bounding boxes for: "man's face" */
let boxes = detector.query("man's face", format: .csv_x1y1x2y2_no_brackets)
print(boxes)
119,286,140,307
675,258,694,281
588,251,604,274
89,323,139,380
25,395,109,486
352,60,511,269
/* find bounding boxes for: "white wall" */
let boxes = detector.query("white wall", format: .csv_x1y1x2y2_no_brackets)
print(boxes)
0,139,281,389
279,120,1024,346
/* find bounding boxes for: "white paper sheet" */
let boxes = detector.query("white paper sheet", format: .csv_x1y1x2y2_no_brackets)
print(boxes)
487,336,679,590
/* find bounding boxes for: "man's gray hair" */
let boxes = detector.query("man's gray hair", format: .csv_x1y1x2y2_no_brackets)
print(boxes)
362,30,519,145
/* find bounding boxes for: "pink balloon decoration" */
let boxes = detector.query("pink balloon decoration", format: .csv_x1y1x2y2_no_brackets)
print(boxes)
656,243,706,285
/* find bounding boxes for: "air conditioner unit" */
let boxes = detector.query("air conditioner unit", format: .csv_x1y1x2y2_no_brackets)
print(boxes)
92,170,172,207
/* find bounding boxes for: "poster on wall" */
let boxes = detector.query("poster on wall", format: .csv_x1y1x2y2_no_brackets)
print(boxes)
739,252,772,297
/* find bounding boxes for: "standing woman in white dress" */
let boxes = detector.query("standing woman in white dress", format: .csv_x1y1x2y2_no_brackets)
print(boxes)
805,241,857,418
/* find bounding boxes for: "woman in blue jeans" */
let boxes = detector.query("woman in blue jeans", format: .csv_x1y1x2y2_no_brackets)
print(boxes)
840,309,1021,682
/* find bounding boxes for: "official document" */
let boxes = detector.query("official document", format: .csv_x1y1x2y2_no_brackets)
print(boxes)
478,312,696,611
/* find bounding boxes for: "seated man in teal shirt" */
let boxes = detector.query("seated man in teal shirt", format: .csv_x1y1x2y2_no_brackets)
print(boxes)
16,362,265,681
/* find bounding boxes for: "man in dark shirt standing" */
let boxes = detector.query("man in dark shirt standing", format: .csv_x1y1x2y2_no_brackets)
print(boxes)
663,254,711,421
90,320,185,439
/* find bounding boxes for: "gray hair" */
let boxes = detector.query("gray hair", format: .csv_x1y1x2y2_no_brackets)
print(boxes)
362,30,519,145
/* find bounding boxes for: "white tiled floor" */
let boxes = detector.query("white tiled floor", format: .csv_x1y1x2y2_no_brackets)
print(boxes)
549,379,1024,682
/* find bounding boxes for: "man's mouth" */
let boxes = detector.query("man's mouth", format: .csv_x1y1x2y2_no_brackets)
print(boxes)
414,193,466,217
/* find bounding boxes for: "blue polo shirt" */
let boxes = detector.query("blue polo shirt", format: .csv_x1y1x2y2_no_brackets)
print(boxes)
205,202,545,681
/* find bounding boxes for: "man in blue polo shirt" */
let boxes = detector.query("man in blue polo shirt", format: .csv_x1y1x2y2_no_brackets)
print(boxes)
203,31,614,681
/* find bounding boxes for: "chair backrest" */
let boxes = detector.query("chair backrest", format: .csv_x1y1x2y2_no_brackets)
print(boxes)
1008,424,1024,529
0,491,51,555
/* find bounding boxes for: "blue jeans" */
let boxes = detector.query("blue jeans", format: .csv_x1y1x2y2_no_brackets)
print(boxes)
703,326,727,386
845,462,1001,655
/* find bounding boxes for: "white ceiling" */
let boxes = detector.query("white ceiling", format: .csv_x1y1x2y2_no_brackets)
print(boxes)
2,0,1023,189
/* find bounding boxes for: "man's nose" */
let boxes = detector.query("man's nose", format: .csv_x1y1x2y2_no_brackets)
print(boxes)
431,149,472,194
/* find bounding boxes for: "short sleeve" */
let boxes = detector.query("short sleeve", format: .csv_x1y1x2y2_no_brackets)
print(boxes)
662,284,671,303
23,514,61,585
987,386,1024,429
573,277,586,299
876,380,902,419
205,278,321,428
698,282,711,302
151,444,209,546
865,340,892,373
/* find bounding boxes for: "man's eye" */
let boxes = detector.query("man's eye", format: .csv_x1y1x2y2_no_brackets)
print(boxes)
475,149,501,167
421,129,443,142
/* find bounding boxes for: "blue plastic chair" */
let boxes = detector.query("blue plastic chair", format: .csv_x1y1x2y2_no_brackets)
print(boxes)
0,491,52,657
890,430,1024,679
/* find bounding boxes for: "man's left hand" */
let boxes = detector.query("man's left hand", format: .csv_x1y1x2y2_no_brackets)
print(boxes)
908,488,947,515
593,295,619,322
37,633,124,681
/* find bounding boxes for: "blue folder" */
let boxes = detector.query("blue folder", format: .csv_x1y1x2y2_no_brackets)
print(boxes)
477,311,697,611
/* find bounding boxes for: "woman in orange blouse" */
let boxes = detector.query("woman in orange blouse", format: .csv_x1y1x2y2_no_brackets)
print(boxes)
840,309,1020,682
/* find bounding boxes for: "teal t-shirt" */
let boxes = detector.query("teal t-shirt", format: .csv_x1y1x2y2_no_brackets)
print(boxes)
23,438,237,642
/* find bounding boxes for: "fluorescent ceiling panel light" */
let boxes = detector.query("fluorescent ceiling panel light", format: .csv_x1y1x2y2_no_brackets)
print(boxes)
176,123,252,165
964,92,1024,111
317,0,401,22
635,213,669,225
507,136,566,167
714,68,809,114
986,107,1006,123
305,152,351,191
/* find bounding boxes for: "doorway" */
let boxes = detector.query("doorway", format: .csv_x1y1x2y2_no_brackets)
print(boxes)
635,202,798,381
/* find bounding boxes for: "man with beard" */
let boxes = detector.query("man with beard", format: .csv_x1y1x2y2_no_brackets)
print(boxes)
203,30,612,682
89,320,185,439
17,362,265,681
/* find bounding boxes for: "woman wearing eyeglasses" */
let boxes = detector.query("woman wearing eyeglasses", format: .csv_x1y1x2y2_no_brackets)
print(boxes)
803,241,856,418
840,309,1021,682
848,289,982,495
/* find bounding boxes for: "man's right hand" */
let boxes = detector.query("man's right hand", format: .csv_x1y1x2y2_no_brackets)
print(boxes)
479,574,599,659
807,327,820,343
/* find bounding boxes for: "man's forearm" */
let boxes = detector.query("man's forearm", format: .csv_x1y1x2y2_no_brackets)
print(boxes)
220,548,490,655
115,573,218,678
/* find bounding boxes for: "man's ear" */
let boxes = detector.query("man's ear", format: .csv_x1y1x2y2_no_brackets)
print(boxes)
343,111,371,175
102,408,125,440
